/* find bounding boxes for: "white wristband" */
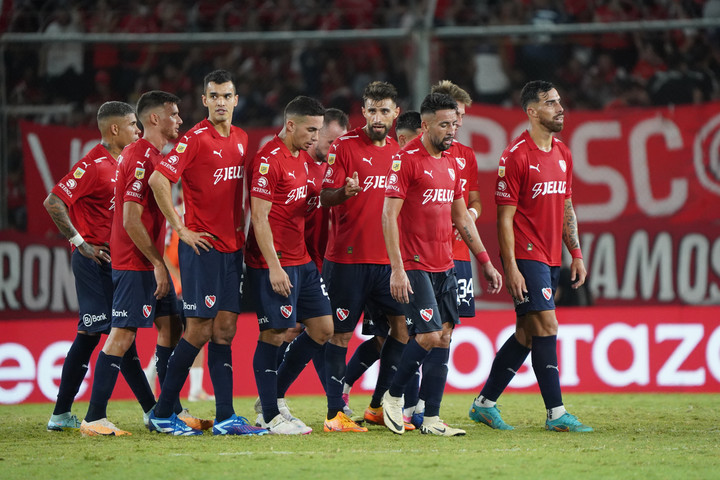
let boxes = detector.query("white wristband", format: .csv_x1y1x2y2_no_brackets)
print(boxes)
468,207,478,220
69,233,84,247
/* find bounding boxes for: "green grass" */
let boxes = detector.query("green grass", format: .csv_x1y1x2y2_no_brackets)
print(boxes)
1,393,718,479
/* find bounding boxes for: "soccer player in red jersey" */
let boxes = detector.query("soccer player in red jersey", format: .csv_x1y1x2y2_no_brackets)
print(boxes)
381,93,502,436
148,70,266,436
468,80,592,433
395,110,422,148
245,96,345,434
320,81,411,431
79,91,192,436
44,101,140,432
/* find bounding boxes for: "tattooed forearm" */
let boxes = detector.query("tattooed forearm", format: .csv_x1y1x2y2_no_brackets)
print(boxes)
44,194,76,239
462,225,474,244
562,199,580,250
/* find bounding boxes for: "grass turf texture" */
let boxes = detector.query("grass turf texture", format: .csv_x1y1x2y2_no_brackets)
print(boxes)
1,393,718,479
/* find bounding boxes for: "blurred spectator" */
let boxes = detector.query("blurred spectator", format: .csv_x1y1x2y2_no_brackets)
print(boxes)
40,6,86,103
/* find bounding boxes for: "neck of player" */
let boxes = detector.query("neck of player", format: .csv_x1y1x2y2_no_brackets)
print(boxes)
529,126,553,152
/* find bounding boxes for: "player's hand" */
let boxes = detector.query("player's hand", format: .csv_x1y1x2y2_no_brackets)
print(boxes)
570,258,587,289
390,268,413,304
270,266,293,298
344,172,361,197
78,242,111,265
481,262,503,295
153,263,171,299
177,227,214,255
504,264,527,303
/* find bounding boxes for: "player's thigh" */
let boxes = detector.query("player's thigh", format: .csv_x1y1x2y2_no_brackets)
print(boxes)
72,250,113,334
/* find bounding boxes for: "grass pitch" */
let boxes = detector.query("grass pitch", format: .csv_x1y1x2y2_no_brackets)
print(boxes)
1,393,718,479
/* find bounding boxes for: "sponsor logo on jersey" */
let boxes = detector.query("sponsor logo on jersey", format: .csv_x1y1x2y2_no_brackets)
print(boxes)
542,288,552,301
134,167,145,180
529,164,540,173
392,160,401,171
111,309,127,318
257,176,268,188
66,179,77,189
498,180,507,191
73,167,86,179
167,155,179,165
183,300,197,311
531,181,567,199
258,316,269,325
362,157,373,166
420,308,433,322
388,173,398,185
498,166,506,177
131,180,143,192
448,168,455,181
559,159,567,172
455,157,466,170
422,188,454,205
423,170,434,178
176,142,187,153
213,165,244,185
280,305,293,318
213,149,223,158
259,163,269,175
58,183,73,197
205,295,216,308
327,153,336,165
286,185,308,204
142,305,152,318
336,308,349,321
83,312,108,327
362,175,387,192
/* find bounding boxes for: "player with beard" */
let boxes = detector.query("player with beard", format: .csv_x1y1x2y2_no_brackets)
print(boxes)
468,80,592,432
148,70,267,436
381,93,502,436
320,81,412,432
45,101,140,432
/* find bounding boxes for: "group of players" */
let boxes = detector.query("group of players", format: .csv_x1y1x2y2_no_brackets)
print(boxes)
45,68,593,437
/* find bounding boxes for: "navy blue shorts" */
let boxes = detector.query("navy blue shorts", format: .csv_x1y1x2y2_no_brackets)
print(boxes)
404,269,459,335
246,261,331,330
322,260,404,333
111,269,179,328
72,249,112,334
514,259,559,316
178,243,242,318
454,260,475,318
361,303,390,338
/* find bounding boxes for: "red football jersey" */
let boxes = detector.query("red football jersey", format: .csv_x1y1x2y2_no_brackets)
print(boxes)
305,159,329,270
495,130,573,266
51,143,117,246
155,119,248,253
385,136,463,272
110,139,167,271
245,136,312,269
447,141,481,262
322,127,399,264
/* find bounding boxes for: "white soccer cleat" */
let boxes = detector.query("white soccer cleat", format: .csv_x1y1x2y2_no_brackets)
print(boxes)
266,414,312,435
381,391,405,434
420,416,466,437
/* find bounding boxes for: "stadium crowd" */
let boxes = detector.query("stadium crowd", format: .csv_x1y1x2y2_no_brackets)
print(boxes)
3,0,720,231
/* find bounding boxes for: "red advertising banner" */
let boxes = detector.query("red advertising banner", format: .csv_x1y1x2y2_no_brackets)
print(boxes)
2,306,719,404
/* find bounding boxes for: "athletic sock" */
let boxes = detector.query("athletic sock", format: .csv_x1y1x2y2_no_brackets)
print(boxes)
421,347,449,418
324,342,348,418
531,335,563,410
85,352,121,422
53,333,100,415
275,341,289,371
388,339,429,398
370,335,405,408
474,395,496,408
155,344,183,414
403,370,420,410
312,342,327,393
479,334,530,402
208,342,235,422
548,405,567,420
120,341,156,413
253,341,280,423
344,338,381,387
154,339,197,418
277,331,323,397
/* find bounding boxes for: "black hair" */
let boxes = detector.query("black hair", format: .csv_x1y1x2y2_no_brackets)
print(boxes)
396,110,421,131
324,108,350,129
284,95,325,119
420,93,458,116
136,91,181,118
520,80,555,112
363,81,398,105
203,69,234,92
96,101,135,123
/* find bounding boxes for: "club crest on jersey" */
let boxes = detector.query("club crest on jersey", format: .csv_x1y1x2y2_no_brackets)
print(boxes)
73,167,85,179
420,308,433,322
455,157,466,170
391,160,401,172
336,308,349,321
448,168,456,181
327,153,336,165
280,305,293,318
134,167,145,180
542,288,552,301
142,305,152,318
205,295,216,308
498,166,506,177
259,163,269,175
559,159,567,172
176,142,187,153
237,143,244,155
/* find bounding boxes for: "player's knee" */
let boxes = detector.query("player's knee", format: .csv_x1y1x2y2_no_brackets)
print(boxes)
331,331,353,348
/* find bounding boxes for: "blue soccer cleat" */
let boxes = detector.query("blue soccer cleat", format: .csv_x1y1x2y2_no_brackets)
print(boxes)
468,402,514,430
545,413,593,432
213,414,268,436
47,412,81,432
410,411,424,430
147,411,203,436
